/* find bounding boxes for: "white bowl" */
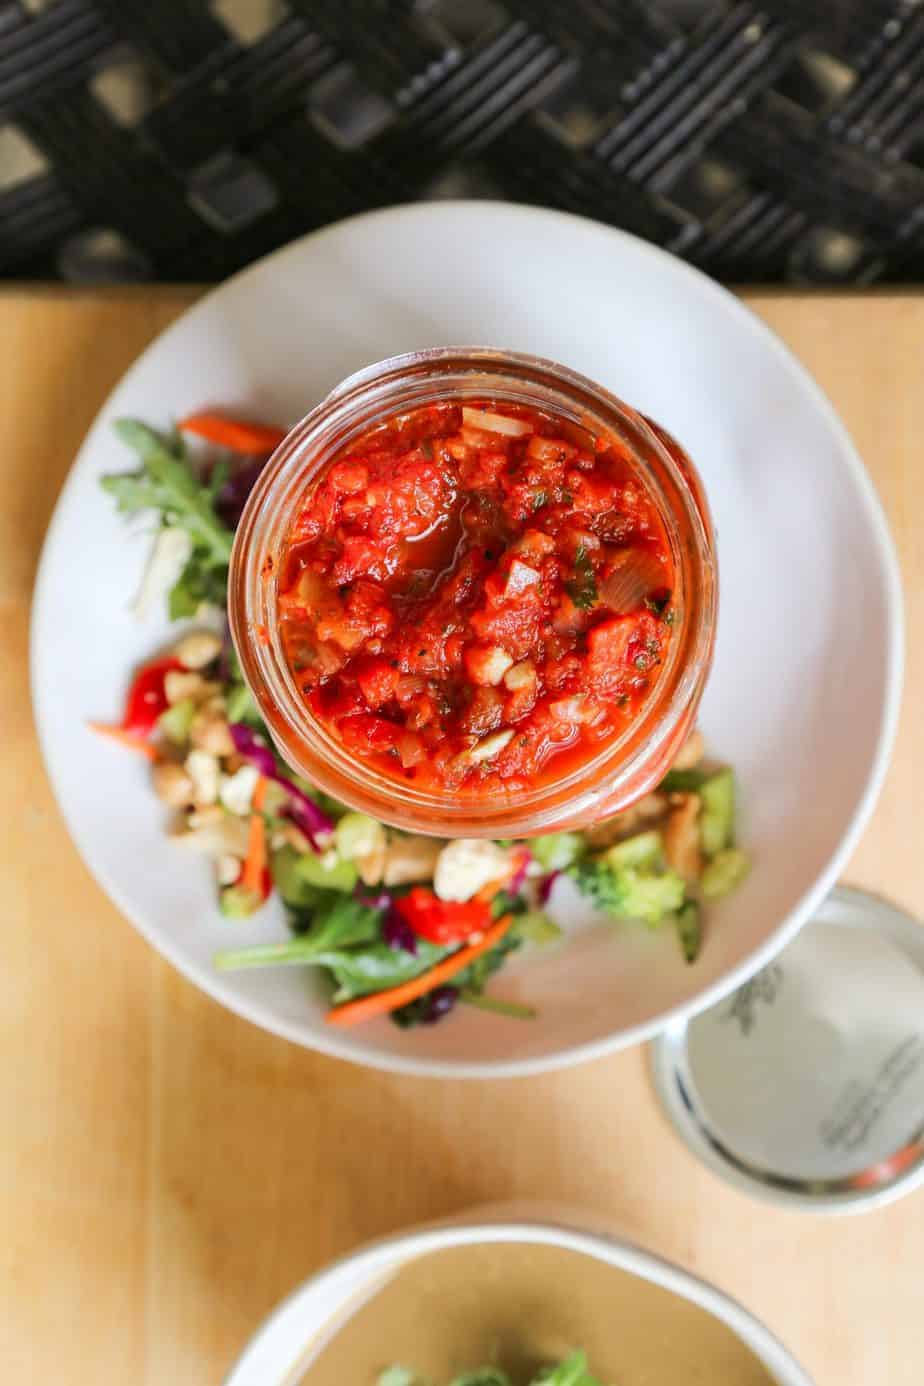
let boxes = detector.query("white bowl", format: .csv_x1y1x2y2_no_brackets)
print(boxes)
31,202,902,1076
224,1215,814,1386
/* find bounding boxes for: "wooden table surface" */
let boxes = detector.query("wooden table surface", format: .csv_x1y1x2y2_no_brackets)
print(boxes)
2,288,922,1386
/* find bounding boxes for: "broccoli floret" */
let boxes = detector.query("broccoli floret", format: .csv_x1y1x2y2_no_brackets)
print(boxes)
568,860,685,926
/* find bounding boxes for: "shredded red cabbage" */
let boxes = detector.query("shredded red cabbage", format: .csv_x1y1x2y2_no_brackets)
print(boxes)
229,722,334,851
382,904,418,955
509,847,531,894
416,986,458,1023
355,887,392,911
538,870,560,904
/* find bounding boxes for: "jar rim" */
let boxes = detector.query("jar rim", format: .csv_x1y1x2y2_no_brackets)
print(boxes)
229,347,717,836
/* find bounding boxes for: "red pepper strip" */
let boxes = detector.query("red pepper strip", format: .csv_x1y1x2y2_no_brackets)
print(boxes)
178,413,286,455
326,915,514,1028
395,887,493,946
122,656,184,736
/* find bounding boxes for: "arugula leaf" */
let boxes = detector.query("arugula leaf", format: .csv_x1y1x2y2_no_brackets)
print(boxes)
490,890,529,921
325,939,448,1002
565,544,598,610
215,895,381,972
103,420,235,620
105,420,234,565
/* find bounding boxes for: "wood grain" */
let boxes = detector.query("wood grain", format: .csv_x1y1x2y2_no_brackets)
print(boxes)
1,289,921,1385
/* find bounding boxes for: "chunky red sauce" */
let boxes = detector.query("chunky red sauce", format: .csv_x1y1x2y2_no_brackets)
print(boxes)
277,400,675,796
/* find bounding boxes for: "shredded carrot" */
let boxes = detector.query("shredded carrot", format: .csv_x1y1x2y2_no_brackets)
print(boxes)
472,848,531,905
252,775,268,812
88,721,159,762
240,811,267,896
326,915,514,1028
177,412,286,455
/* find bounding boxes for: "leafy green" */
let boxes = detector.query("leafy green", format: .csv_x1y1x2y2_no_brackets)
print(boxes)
272,844,357,898
534,1351,602,1386
104,420,233,563
103,419,234,619
568,860,685,926
325,939,449,1002
215,894,382,972
285,886,342,934
168,552,229,618
378,1370,417,1386
565,543,598,610
453,931,521,994
490,890,529,921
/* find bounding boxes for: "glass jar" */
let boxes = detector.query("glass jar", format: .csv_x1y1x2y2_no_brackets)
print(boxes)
229,348,717,838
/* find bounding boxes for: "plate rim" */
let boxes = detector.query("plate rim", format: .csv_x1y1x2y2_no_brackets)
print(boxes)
29,200,905,1078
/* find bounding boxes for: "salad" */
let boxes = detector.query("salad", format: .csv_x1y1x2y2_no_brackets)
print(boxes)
379,1352,603,1386
93,410,749,1030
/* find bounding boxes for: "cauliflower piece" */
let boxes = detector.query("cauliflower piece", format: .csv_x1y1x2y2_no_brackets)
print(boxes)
219,764,260,816
434,838,511,902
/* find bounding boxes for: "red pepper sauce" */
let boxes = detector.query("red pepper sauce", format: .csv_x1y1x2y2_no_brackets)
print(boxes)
277,401,675,796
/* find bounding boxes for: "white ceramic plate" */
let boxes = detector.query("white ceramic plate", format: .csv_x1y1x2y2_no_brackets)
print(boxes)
31,202,902,1077
223,1214,814,1386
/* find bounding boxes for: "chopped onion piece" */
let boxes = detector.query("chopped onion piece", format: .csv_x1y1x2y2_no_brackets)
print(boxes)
456,728,514,767
461,407,531,437
600,548,667,613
